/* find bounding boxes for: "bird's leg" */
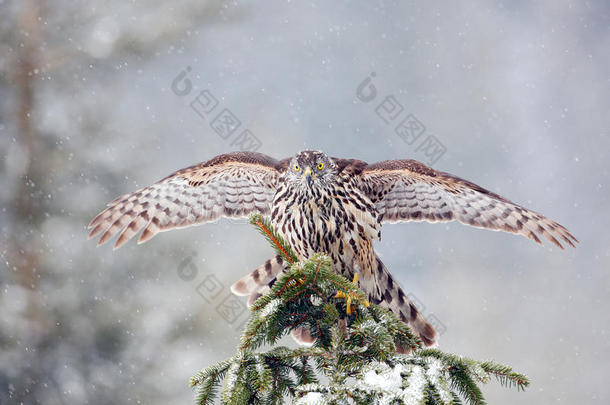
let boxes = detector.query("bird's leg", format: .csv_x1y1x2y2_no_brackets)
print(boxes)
334,273,369,315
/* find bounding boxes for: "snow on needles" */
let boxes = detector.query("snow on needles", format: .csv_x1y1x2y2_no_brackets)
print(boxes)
259,298,282,318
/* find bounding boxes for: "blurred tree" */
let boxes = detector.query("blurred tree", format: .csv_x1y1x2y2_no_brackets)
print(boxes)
0,1,246,403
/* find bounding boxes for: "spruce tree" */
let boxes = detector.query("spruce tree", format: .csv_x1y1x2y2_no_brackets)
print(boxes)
190,214,529,404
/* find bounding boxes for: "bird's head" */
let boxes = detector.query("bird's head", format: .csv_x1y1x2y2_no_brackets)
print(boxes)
286,150,337,191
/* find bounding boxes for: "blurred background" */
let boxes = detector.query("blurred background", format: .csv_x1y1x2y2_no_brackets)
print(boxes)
1,0,609,403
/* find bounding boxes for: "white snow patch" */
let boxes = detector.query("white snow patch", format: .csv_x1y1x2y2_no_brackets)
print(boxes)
425,358,452,404
400,365,427,405
362,362,405,391
224,353,243,395
295,392,327,405
260,298,282,318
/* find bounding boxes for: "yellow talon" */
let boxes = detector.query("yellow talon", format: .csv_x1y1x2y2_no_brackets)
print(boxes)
334,290,347,298
334,273,369,314
346,295,353,314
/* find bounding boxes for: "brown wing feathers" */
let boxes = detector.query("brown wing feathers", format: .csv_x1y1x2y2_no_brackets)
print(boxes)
88,152,284,249
90,152,577,250
359,159,577,249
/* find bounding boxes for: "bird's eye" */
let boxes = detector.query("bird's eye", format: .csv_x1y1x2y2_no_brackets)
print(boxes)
294,164,300,171
317,163,324,170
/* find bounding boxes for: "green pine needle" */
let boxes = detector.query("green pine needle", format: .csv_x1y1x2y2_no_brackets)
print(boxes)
249,214,298,264
189,218,531,405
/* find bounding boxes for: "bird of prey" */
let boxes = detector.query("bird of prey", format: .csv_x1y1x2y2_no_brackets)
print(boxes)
88,150,577,346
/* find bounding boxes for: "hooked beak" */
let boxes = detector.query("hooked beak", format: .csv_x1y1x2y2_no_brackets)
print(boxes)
304,168,312,187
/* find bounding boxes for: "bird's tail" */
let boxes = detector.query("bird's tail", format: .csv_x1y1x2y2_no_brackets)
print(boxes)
371,255,438,347
230,255,316,346
230,255,286,307
230,254,438,348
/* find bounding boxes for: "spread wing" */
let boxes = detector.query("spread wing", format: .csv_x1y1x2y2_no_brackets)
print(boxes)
88,152,288,249
358,159,577,249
